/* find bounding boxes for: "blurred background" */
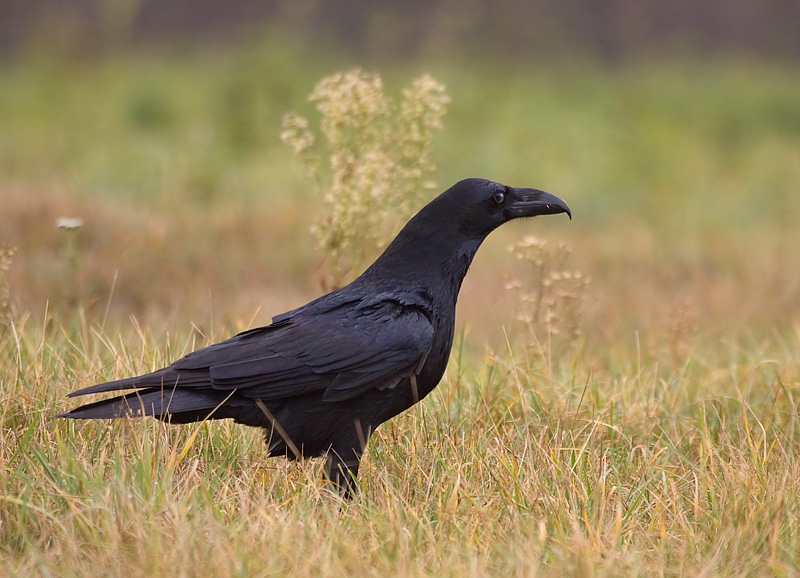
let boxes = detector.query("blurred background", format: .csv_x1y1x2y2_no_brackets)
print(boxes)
1,0,799,358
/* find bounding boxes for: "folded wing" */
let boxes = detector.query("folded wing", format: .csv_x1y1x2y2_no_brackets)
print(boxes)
65,297,434,406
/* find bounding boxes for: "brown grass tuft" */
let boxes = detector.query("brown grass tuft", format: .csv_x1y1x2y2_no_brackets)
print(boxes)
282,69,450,288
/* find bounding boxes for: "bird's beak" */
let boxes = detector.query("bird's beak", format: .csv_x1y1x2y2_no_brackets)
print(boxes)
508,188,572,220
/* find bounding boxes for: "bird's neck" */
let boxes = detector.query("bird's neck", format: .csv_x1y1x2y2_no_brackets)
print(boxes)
360,226,484,299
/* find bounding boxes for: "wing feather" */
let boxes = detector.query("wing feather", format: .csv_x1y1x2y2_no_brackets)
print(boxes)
210,302,434,401
67,297,434,404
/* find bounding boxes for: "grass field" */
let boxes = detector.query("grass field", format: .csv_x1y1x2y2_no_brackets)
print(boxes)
2,42,800,576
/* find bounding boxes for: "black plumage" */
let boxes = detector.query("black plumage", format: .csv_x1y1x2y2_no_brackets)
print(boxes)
59,178,571,496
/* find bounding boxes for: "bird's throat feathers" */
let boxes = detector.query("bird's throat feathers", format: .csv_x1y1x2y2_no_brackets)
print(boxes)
362,225,483,295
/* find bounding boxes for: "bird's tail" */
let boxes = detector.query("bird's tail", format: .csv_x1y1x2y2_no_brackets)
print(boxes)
56,388,231,423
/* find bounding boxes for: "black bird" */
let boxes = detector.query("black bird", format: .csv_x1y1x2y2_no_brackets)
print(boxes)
59,178,570,497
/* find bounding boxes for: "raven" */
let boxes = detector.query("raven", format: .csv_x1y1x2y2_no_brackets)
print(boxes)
59,178,570,497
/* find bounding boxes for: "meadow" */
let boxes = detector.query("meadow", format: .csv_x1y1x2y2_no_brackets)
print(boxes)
2,40,800,576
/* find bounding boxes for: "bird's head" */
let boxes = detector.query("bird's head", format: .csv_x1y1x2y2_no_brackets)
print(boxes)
443,178,571,240
362,177,571,287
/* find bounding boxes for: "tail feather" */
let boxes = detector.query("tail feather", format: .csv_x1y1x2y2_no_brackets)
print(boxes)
66,368,208,398
57,389,228,420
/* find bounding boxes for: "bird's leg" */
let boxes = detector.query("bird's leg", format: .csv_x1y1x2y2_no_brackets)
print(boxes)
324,450,361,499
324,418,373,498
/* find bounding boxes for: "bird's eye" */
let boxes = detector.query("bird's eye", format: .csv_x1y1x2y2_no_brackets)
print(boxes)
492,191,505,205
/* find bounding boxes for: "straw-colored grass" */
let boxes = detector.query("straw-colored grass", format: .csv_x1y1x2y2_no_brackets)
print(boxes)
2,312,799,576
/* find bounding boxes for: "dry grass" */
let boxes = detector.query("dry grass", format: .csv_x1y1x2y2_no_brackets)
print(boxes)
506,235,589,361
282,69,449,288
0,245,15,338
1,314,799,576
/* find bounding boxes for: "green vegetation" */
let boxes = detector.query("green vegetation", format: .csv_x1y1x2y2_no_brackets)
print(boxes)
2,43,800,576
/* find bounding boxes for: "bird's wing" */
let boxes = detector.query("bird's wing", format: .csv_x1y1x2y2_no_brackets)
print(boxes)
68,297,434,404
206,299,434,402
